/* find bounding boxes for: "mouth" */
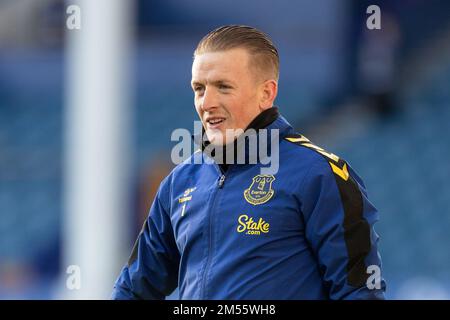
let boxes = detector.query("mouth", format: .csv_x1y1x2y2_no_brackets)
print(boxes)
205,117,226,129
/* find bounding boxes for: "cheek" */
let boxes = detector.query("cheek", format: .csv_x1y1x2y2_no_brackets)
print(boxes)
234,95,258,118
227,106,249,128
194,99,202,115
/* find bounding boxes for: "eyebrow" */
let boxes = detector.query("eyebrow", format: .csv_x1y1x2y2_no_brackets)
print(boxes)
191,79,235,88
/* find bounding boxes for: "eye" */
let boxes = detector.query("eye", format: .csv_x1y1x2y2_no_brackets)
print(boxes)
193,85,204,93
219,84,232,90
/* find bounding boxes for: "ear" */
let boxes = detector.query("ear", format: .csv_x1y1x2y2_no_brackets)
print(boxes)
259,79,278,111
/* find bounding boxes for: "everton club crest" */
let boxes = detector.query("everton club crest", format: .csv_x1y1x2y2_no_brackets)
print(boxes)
244,174,276,205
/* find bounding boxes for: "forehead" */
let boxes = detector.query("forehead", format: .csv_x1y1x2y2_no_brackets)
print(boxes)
191,48,251,82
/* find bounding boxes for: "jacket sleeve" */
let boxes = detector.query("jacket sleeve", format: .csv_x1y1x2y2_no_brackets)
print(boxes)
111,177,180,300
300,157,386,300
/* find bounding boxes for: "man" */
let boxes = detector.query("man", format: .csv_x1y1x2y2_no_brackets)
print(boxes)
112,25,386,299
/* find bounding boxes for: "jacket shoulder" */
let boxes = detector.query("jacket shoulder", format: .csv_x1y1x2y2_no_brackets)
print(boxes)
283,133,352,182
283,133,340,162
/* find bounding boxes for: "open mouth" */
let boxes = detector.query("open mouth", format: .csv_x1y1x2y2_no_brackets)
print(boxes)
206,118,226,128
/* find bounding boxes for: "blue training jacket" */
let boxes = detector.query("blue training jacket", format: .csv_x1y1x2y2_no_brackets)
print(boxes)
112,114,386,299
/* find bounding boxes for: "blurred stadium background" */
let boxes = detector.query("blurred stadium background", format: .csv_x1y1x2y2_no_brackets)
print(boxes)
0,0,449,299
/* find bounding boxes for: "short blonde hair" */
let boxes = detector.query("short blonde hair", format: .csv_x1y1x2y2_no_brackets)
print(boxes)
194,25,279,81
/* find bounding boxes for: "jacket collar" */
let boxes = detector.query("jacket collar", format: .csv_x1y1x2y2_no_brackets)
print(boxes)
193,107,294,169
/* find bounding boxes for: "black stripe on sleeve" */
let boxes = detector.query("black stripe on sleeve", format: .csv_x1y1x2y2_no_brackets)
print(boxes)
333,170,371,286
285,134,371,287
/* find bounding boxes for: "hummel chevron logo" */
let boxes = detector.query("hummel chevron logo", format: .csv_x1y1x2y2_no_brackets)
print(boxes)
330,162,349,181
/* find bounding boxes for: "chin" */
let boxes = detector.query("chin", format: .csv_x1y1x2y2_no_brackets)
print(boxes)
207,134,227,146
206,128,238,145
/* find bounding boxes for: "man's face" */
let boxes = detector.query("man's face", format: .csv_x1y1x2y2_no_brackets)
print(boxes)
191,48,267,145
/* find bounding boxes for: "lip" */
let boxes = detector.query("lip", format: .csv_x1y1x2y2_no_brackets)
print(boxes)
205,117,226,130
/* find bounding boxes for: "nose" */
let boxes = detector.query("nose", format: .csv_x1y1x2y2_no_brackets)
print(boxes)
200,87,219,112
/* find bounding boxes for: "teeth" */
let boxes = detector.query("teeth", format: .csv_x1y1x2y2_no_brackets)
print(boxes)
209,119,224,124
